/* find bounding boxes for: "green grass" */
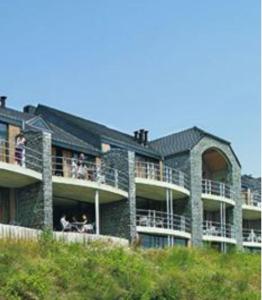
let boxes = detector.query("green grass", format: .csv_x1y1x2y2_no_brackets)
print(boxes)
0,235,260,300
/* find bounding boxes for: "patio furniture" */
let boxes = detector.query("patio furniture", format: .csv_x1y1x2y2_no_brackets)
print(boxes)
60,218,72,232
139,216,150,227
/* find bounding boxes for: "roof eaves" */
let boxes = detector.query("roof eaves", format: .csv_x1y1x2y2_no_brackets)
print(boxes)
52,138,101,156
101,135,161,159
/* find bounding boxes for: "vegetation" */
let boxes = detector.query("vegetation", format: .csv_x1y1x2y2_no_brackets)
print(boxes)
0,235,260,300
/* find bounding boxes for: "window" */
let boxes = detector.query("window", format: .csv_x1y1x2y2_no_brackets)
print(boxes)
0,188,10,224
0,122,7,141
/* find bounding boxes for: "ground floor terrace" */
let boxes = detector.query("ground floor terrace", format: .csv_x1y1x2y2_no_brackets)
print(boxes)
0,184,261,251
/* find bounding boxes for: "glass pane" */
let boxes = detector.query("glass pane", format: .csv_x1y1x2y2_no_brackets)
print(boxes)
0,189,10,224
0,122,7,140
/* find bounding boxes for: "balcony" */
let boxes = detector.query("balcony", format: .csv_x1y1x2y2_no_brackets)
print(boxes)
136,209,191,239
52,156,128,202
202,220,236,244
242,191,261,219
0,139,42,187
135,161,190,200
243,228,261,248
202,179,235,206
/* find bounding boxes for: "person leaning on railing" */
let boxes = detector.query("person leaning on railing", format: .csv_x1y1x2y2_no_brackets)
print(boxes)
77,153,87,179
15,133,26,167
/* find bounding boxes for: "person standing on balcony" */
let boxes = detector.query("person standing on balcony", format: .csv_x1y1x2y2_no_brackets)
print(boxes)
15,133,26,167
77,153,87,179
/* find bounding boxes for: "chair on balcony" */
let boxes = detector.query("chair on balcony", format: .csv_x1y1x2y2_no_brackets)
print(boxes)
139,216,151,227
60,216,73,232
155,217,164,228
247,230,257,242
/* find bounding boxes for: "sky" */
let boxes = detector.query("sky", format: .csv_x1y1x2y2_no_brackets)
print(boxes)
0,1,260,176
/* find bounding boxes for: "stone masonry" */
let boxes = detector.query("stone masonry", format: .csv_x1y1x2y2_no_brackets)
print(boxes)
190,136,242,248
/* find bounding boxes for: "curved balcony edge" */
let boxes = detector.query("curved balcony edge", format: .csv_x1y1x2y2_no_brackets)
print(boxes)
202,235,237,244
136,226,191,239
243,241,261,248
52,175,128,199
135,177,190,196
0,161,42,187
201,193,235,206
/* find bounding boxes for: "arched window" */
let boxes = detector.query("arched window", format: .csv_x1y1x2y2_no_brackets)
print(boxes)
202,148,232,184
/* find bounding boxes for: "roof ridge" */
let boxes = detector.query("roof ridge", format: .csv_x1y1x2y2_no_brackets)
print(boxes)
37,104,137,140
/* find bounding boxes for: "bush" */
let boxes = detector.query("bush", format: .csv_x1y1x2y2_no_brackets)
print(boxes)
0,239,260,300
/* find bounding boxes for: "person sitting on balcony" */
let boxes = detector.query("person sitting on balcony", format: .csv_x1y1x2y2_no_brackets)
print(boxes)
77,153,87,179
15,133,26,167
80,214,94,233
60,214,72,232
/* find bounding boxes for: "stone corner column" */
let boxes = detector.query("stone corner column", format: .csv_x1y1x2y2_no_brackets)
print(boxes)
232,167,243,250
128,151,136,243
189,150,203,247
42,131,53,230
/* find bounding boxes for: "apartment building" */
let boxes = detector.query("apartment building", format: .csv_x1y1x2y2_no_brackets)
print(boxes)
0,96,260,251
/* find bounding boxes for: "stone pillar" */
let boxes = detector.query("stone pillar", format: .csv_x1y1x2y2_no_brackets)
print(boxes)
232,166,242,249
95,190,100,234
42,131,53,229
128,151,136,243
189,150,203,247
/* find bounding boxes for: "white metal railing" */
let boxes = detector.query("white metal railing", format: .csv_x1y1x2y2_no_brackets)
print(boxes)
0,139,42,173
203,220,235,239
202,179,233,199
52,156,128,191
241,191,261,208
136,209,191,233
135,161,190,190
243,228,261,243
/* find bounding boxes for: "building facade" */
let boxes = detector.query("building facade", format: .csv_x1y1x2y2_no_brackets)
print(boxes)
0,96,260,251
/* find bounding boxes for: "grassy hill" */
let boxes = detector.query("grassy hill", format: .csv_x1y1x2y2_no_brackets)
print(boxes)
0,234,260,300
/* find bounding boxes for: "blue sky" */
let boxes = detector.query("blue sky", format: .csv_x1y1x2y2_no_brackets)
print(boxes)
0,1,260,176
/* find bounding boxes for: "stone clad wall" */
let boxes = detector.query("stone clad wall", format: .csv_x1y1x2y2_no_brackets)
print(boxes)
165,152,191,175
101,148,129,191
100,149,136,242
24,131,43,173
17,131,53,229
100,199,130,239
16,182,44,229
190,136,242,248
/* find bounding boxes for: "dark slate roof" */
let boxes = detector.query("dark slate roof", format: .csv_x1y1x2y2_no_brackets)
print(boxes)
0,106,34,125
150,126,241,167
150,127,203,156
47,122,100,155
0,106,100,155
241,175,261,193
35,104,160,158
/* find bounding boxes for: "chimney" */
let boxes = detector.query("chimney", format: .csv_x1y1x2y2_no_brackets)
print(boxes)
134,129,149,145
23,105,36,114
144,130,149,146
138,129,144,144
0,96,7,108
134,130,139,141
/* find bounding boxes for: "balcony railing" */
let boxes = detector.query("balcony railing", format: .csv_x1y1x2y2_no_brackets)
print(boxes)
52,156,128,191
202,179,233,199
0,139,42,173
135,161,190,190
241,191,261,208
203,220,235,239
136,209,191,233
243,228,261,243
